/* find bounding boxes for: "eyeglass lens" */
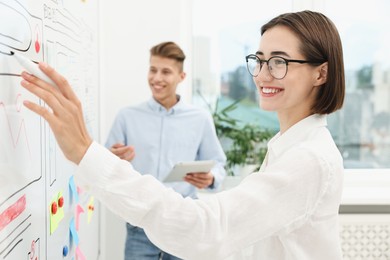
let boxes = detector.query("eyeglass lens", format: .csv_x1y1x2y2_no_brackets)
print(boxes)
246,56,287,79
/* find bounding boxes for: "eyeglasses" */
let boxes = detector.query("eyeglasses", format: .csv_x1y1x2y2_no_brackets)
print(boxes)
245,54,326,79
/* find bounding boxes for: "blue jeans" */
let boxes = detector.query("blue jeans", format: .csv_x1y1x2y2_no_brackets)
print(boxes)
125,223,182,260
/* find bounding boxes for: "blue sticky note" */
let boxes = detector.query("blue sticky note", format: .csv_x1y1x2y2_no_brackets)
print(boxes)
69,176,79,203
69,218,79,246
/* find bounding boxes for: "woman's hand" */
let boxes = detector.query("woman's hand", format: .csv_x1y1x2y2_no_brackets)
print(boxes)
20,62,93,165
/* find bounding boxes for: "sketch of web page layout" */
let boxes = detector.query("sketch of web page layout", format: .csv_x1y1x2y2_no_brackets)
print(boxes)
42,0,100,186
1,0,100,259
0,0,43,205
43,0,100,139
0,0,45,259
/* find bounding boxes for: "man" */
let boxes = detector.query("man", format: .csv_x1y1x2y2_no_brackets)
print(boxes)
105,41,226,260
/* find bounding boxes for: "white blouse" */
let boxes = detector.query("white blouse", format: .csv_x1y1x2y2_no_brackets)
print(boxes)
75,114,344,260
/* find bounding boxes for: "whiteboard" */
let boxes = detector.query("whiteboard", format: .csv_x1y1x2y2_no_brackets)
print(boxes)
0,0,100,259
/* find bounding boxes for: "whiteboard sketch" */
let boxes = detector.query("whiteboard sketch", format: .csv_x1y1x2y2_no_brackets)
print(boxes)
0,0,100,259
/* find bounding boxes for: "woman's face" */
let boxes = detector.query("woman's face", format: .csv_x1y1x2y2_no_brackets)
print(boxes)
254,25,323,119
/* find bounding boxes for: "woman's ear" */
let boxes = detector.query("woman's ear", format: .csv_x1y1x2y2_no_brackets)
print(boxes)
314,62,328,86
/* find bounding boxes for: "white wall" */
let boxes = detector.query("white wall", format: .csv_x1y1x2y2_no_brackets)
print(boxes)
98,1,192,259
100,0,193,140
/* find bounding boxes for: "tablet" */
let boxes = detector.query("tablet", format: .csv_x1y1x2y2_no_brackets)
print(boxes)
163,160,216,182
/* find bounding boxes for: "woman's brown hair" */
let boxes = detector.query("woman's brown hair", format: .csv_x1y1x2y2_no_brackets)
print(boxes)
261,10,345,114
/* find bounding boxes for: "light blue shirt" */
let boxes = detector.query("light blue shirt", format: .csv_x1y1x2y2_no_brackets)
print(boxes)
105,97,227,198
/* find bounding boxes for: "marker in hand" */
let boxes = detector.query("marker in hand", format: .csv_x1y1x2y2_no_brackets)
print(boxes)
11,51,56,86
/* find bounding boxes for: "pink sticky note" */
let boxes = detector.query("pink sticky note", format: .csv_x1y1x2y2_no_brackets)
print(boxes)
76,246,86,260
75,204,84,231
77,186,84,194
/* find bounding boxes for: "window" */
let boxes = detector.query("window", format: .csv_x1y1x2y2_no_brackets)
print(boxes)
192,0,292,134
324,0,390,169
192,0,390,169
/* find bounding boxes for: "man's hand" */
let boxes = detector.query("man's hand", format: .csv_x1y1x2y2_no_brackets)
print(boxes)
184,171,214,189
110,143,135,161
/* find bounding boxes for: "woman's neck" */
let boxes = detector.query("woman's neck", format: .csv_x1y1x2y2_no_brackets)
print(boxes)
278,110,313,134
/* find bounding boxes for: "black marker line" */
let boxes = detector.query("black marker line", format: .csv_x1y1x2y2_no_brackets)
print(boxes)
0,51,13,56
0,73,20,77
53,19,81,39
44,24,81,44
54,9,81,37
0,2,32,54
55,41,79,55
2,238,22,259
14,0,42,20
0,176,42,207
0,214,31,246
0,33,22,44
0,223,31,256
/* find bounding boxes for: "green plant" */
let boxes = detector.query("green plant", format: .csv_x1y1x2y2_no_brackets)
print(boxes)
209,97,274,175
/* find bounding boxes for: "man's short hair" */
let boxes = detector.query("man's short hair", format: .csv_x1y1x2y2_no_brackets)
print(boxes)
150,41,186,71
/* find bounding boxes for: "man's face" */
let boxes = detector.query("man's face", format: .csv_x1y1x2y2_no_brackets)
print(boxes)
148,55,185,109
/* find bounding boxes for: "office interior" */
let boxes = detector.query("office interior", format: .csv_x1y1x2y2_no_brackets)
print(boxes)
98,0,390,259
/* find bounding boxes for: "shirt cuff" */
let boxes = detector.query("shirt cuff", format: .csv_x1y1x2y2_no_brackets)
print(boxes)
74,141,121,191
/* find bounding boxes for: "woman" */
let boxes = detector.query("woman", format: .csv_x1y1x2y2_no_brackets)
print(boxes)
21,10,345,260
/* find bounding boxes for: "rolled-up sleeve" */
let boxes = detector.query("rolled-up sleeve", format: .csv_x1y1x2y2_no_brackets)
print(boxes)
74,141,332,259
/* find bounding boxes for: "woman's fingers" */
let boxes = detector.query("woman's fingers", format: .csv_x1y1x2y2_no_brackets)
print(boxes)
37,65,87,143
20,78,63,117
20,71,69,113
20,71,55,93
38,62,79,103
23,99,55,124
20,66,92,165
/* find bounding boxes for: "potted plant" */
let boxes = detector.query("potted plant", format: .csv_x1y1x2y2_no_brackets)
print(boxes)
211,98,273,177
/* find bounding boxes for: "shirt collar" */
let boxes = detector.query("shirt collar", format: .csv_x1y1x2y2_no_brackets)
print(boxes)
268,114,328,158
147,95,184,115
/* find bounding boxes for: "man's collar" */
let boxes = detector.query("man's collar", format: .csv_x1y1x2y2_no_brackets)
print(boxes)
147,95,183,114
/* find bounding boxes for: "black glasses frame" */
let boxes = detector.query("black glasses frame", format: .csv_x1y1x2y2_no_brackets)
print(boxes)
245,54,326,79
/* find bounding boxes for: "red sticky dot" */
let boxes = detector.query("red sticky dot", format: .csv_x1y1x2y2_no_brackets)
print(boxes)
35,33,40,53
58,196,64,207
51,202,57,214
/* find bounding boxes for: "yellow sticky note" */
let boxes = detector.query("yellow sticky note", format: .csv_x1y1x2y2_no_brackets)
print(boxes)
50,191,65,234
